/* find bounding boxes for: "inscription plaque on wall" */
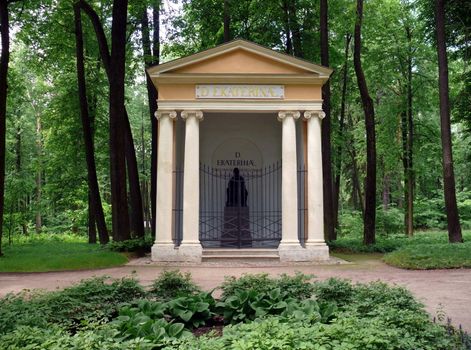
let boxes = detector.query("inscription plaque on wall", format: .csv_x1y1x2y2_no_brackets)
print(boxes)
196,85,284,99
212,138,263,170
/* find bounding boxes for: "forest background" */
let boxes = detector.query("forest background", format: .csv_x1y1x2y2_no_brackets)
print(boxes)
0,0,470,251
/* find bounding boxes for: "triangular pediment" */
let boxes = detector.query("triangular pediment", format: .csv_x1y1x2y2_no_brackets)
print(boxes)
148,39,332,78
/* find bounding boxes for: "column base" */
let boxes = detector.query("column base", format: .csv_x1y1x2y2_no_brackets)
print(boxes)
178,243,203,263
278,242,329,262
151,243,202,263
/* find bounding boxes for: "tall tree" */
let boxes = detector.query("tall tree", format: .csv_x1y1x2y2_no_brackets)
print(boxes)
0,0,11,256
320,0,335,241
73,2,109,244
333,33,352,232
354,0,376,245
78,0,145,240
140,0,159,238
223,0,231,42
435,0,463,243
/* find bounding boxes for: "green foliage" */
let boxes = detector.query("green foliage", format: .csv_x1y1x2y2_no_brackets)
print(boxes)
0,325,155,350
384,241,471,269
106,237,153,253
375,207,404,235
220,272,315,300
113,302,190,344
0,276,145,335
1,274,468,350
165,292,215,328
149,270,202,301
0,234,128,272
313,278,355,308
217,287,336,325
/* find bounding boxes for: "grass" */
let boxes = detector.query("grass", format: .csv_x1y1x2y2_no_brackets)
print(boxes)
0,234,128,272
330,230,471,270
383,241,471,269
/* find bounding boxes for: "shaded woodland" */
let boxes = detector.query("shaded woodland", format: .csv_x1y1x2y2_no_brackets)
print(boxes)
0,0,470,254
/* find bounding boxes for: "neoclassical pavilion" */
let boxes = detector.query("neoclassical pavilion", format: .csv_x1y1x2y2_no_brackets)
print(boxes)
147,39,332,262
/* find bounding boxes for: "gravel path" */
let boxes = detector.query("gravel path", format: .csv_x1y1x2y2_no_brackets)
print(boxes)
1,255,470,331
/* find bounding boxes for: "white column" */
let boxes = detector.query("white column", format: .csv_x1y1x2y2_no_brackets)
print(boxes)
179,110,203,262
152,110,177,261
304,111,329,259
277,111,301,251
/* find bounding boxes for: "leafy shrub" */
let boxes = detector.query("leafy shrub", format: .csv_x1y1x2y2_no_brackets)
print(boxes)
220,272,315,300
217,287,336,325
313,278,355,307
414,196,447,229
106,237,153,253
0,276,145,334
338,210,363,236
164,314,459,350
149,270,201,300
376,206,403,235
347,281,422,315
113,303,190,344
0,325,155,350
166,292,216,328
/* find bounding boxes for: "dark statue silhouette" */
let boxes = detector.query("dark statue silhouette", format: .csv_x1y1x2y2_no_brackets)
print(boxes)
222,168,251,247
226,168,248,207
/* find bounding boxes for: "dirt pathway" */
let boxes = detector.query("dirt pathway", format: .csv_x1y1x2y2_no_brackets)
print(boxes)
1,254,470,331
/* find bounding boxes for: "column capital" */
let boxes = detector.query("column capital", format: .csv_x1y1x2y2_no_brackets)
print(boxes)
181,110,204,121
304,110,325,120
277,111,301,122
155,110,177,120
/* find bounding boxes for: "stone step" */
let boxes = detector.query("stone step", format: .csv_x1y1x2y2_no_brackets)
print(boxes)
202,248,279,261
202,248,279,257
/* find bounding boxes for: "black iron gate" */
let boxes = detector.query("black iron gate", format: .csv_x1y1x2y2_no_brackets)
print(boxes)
199,163,282,248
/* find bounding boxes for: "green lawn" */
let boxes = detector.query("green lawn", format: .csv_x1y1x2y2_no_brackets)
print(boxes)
0,235,128,272
329,230,471,270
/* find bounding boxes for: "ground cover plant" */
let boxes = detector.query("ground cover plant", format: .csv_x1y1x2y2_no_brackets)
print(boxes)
0,271,469,350
329,230,471,269
0,234,128,272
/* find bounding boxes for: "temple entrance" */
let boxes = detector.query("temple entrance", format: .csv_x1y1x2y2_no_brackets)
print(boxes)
199,163,282,248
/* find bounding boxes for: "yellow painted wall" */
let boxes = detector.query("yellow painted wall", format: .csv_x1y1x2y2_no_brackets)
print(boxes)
173,49,309,75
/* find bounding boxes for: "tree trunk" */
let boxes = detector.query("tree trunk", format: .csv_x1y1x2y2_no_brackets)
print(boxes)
288,0,303,58
320,0,335,241
353,0,376,245
108,0,131,241
435,0,463,243
333,33,351,232
74,2,109,244
282,0,292,54
141,2,160,238
88,191,97,243
79,0,141,241
35,110,42,234
223,0,231,42
124,111,145,238
0,0,10,256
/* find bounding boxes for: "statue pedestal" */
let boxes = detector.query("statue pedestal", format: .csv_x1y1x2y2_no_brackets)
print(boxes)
221,207,252,248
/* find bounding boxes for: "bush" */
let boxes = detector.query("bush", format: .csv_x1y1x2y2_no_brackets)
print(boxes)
337,210,363,236
312,278,355,307
106,237,153,253
220,272,315,300
384,242,471,269
0,276,145,334
376,206,404,235
149,270,201,300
